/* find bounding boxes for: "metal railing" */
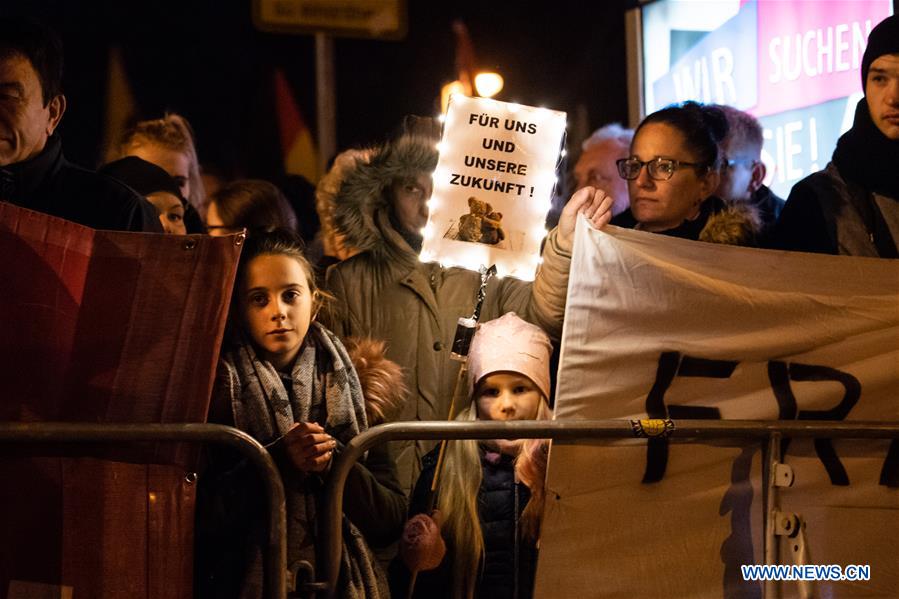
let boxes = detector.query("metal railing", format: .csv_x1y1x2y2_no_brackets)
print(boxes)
0,422,288,599
321,419,899,598
4,419,896,598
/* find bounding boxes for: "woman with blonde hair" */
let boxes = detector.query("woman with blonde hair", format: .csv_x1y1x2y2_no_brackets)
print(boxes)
115,113,206,231
394,312,553,599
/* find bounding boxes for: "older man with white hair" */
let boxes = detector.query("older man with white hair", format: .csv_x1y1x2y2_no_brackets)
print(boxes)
573,123,633,216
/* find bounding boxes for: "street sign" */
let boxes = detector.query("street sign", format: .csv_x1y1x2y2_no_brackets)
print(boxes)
252,0,407,39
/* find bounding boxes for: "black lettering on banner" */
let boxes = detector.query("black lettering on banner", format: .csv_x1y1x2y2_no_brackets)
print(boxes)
880,441,899,487
642,352,731,483
768,362,863,486
640,356,892,487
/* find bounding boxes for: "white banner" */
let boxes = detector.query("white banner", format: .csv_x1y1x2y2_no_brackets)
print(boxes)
536,217,899,598
421,95,566,280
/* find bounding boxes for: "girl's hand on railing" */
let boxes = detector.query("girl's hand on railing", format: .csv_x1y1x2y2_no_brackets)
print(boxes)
283,422,336,473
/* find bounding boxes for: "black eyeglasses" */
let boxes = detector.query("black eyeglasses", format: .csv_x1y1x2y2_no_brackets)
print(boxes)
722,157,758,170
616,157,709,181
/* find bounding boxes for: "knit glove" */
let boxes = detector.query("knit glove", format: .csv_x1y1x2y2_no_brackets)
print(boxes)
399,512,446,572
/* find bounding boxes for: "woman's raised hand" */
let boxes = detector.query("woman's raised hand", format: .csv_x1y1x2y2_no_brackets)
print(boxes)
556,186,615,252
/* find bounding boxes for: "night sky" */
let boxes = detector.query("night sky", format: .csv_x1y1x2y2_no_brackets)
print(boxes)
2,0,630,182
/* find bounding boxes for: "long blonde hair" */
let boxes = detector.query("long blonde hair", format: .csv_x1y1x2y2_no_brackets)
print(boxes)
436,398,552,599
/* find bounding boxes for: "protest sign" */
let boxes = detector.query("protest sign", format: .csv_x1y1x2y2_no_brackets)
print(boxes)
535,218,899,598
420,94,566,280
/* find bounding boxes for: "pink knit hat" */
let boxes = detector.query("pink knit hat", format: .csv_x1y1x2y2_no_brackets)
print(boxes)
467,312,552,400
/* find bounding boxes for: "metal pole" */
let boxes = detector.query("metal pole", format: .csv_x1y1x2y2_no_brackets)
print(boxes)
0,422,288,599
763,433,781,599
321,419,899,597
315,33,336,178
624,7,645,128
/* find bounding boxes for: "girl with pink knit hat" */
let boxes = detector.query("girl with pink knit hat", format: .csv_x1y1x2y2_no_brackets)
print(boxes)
391,312,553,599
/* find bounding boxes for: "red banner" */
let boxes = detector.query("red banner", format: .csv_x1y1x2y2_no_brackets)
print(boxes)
0,204,241,598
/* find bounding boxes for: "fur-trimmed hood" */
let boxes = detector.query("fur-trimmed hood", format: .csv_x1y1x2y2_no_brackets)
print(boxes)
345,337,408,426
332,134,438,258
699,198,763,246
315,148,372,260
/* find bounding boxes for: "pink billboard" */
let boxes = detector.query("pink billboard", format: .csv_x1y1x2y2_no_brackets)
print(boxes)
755,1,891,117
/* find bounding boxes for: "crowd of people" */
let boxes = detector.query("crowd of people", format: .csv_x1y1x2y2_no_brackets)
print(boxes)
1,12,897,599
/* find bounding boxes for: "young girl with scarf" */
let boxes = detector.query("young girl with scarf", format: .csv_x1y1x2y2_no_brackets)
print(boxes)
195,228,405,599
391,312,553,599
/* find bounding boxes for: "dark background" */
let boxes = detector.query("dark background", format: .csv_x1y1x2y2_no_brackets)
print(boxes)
2,0,631,182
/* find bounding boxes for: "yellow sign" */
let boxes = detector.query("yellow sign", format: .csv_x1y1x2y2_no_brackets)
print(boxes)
253,0,406,39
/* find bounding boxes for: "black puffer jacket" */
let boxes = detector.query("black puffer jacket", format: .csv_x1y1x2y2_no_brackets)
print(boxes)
392,447,538,599
477,450,536,599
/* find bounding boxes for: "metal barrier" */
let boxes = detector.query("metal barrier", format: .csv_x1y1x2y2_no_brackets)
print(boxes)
321,419,899,598
0,422,288,599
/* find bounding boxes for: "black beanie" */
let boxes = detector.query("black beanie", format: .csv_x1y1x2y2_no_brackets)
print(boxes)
99,156,185,203
861,14,899,91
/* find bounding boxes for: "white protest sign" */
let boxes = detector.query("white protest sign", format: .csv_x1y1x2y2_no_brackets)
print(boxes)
535,219,899,598
420,94,566,280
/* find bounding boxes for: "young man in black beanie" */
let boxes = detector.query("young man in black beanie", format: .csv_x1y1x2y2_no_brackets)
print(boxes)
773,14,899,257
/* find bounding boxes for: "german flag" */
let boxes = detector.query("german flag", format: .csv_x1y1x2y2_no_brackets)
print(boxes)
274,67,319,183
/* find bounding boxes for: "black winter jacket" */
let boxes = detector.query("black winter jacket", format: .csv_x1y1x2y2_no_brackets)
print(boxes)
774,162,899,257
0,135,160,232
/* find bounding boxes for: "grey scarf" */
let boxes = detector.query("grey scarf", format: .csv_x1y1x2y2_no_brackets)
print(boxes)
220,323,387,598
224,322,367,446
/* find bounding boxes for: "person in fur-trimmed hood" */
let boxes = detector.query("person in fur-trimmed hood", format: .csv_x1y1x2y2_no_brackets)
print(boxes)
611,101,761,246
324,123,613,492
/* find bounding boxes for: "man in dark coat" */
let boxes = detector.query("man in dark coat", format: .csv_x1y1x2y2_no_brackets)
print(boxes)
0,17,159,232
773,15,899,257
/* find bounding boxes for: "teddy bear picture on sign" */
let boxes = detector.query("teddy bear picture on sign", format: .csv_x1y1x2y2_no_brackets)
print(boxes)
450,196,507,246
441,197,524,252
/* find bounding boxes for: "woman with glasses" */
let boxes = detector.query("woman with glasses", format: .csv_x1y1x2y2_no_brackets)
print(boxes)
611,101,760,245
